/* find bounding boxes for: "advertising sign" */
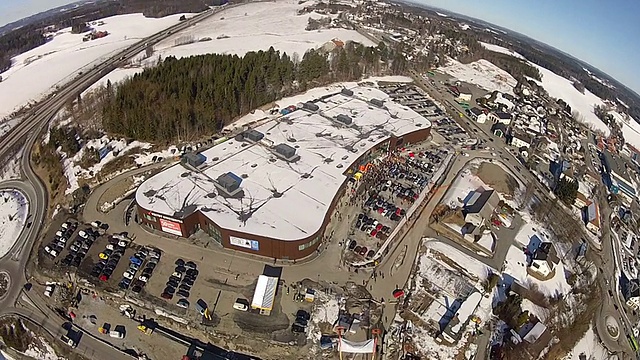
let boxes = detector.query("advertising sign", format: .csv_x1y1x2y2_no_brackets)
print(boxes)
159,218,182,236
230,236,259,251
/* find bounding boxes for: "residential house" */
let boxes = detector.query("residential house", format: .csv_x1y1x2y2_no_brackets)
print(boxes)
511,131,533,149
583,200,600,234
457,86,472,102
462,189,500,227
491,123,508,138
468,107,487,123
489,111,512,125
528,241,559,278
622,277,640,310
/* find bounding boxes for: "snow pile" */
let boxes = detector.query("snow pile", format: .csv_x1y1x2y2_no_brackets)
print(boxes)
440,58,517,95
143,0,374,64
0,13,192,120
479,42,526,60
0,189,29,258
308,293,341,341
0,149,22,182
0,119,20,138
561,326,608,360
24,337,62,360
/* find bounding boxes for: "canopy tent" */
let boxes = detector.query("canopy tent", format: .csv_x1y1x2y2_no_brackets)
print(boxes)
251,275,278,310
339,339,375,354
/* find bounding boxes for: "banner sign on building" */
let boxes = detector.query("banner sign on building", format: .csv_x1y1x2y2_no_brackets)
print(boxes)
230,236,259,251
159,218,182,236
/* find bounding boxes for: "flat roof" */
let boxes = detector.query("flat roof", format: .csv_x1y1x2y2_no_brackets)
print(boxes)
603,151,631,183
136,83,431,241
251,275,278,310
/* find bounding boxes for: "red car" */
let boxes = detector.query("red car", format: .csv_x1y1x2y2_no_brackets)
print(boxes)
370,229,378,237
376,223,383,231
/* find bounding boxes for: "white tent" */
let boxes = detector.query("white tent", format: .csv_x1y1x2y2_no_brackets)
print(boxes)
251,275,278,311
339,339,375,354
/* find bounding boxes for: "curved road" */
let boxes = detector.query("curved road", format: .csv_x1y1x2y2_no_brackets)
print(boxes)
0,4,238,359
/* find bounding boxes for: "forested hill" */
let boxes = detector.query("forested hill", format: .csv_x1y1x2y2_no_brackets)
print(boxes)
101,43,404,143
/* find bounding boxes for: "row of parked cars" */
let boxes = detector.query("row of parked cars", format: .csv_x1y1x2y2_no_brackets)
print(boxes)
355,213,391,240
44,221,78,259
347,239,376,259
364,194,405,221
119,247,161,293
291,309,311,333
61,228,100,267
90,238,127,282
162,259,199,308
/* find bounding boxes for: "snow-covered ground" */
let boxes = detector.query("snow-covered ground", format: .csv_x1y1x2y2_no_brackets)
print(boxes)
503,245,571,297
526,64,609,135
440,58,517,95
0,119,20,138
561,326,609,360
0,13,192,120
24,337,62,360
0,149,22,182
479,42,526,60
142,0,375,64
0,189,29,258
611,110,640,151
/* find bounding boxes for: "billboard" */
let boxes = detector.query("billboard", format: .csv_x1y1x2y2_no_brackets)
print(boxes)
229,236,259,251
159,218,182,236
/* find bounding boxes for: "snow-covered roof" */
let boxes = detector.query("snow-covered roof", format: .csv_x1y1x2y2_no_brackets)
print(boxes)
136,84,431,241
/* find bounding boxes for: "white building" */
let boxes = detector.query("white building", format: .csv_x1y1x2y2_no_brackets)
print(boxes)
511,132,532,149
468,107,487,123
489,111,512,125
457,86,472,102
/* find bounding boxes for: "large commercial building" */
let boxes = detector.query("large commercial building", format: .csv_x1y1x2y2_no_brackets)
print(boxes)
135,84,432,259
602,151,637,203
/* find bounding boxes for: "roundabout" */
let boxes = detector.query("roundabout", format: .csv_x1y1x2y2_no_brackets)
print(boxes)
0,188,29,259
605,315,620,340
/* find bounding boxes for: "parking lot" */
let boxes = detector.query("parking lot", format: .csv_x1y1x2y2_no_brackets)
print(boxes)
379,83,469,142
344,146,449,263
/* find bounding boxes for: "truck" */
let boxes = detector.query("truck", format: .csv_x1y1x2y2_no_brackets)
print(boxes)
60,334,77,348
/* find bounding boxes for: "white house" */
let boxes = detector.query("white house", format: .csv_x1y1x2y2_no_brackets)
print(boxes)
468,107,487,123
528,241,558,278
511,132,533,149
457,86,472,102
489,111,512,125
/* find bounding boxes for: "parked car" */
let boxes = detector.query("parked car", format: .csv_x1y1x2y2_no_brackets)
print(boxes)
233,299,249,311
177,299,189,309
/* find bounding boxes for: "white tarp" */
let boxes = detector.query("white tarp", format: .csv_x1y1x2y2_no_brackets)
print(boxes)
339,339,375,353
251,275,278,310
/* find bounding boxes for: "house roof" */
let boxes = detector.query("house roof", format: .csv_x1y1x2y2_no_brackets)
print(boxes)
458,86,472,95
513,131,533,145
463,189,500,220
470,107,484,116
493,111,511,120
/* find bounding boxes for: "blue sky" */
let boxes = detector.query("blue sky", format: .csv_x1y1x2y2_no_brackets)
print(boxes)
415,0,640,94
2,0,639,94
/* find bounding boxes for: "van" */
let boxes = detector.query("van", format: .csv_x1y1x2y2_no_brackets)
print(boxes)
195,299,208,315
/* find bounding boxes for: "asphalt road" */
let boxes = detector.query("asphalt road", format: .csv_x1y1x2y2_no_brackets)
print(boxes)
0,4,236,359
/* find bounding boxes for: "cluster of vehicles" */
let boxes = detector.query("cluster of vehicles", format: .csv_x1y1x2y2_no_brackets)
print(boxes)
364,194,406,221
61,228,99,267
355,213,392,240
43,221,78,259
119,247,161,292
89,234,128,282
161,258,199,308
291,309,311,333
347,239,375,259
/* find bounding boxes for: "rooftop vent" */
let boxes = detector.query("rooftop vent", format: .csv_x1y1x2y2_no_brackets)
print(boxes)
336,114,353,125
303,102,320,112
274,143,300,162
341,88,354,97
243,129,264,142
369,98,384,108
215,172,243,197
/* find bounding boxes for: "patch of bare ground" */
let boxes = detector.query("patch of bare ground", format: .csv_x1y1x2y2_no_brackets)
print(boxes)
476,162,519,196
30,138,67,216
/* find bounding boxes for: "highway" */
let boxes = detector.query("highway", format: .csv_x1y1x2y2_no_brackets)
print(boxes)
0,4,235,360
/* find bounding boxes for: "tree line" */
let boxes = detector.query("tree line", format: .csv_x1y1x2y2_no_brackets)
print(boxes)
101,42,403,143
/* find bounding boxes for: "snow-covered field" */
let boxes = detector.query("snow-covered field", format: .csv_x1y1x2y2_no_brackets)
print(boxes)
0,13,191,120
611,110,640,151
0,189,29,258
0,119,20,138
440,58,517,95
143,0,374,64
479,42,526,60
0,149,22,182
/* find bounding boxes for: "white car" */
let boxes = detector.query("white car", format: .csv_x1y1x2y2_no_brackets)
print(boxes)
61,222,70,229
44,285,55,297
171,272,182,279
123,271,134,280
50,249,58,258
78,230,88,239
106,244,115,251
117,240,128,248
138,275,149,283
55,231,64,237
233,299,249,311
90,221,101,228
44,246,52,254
